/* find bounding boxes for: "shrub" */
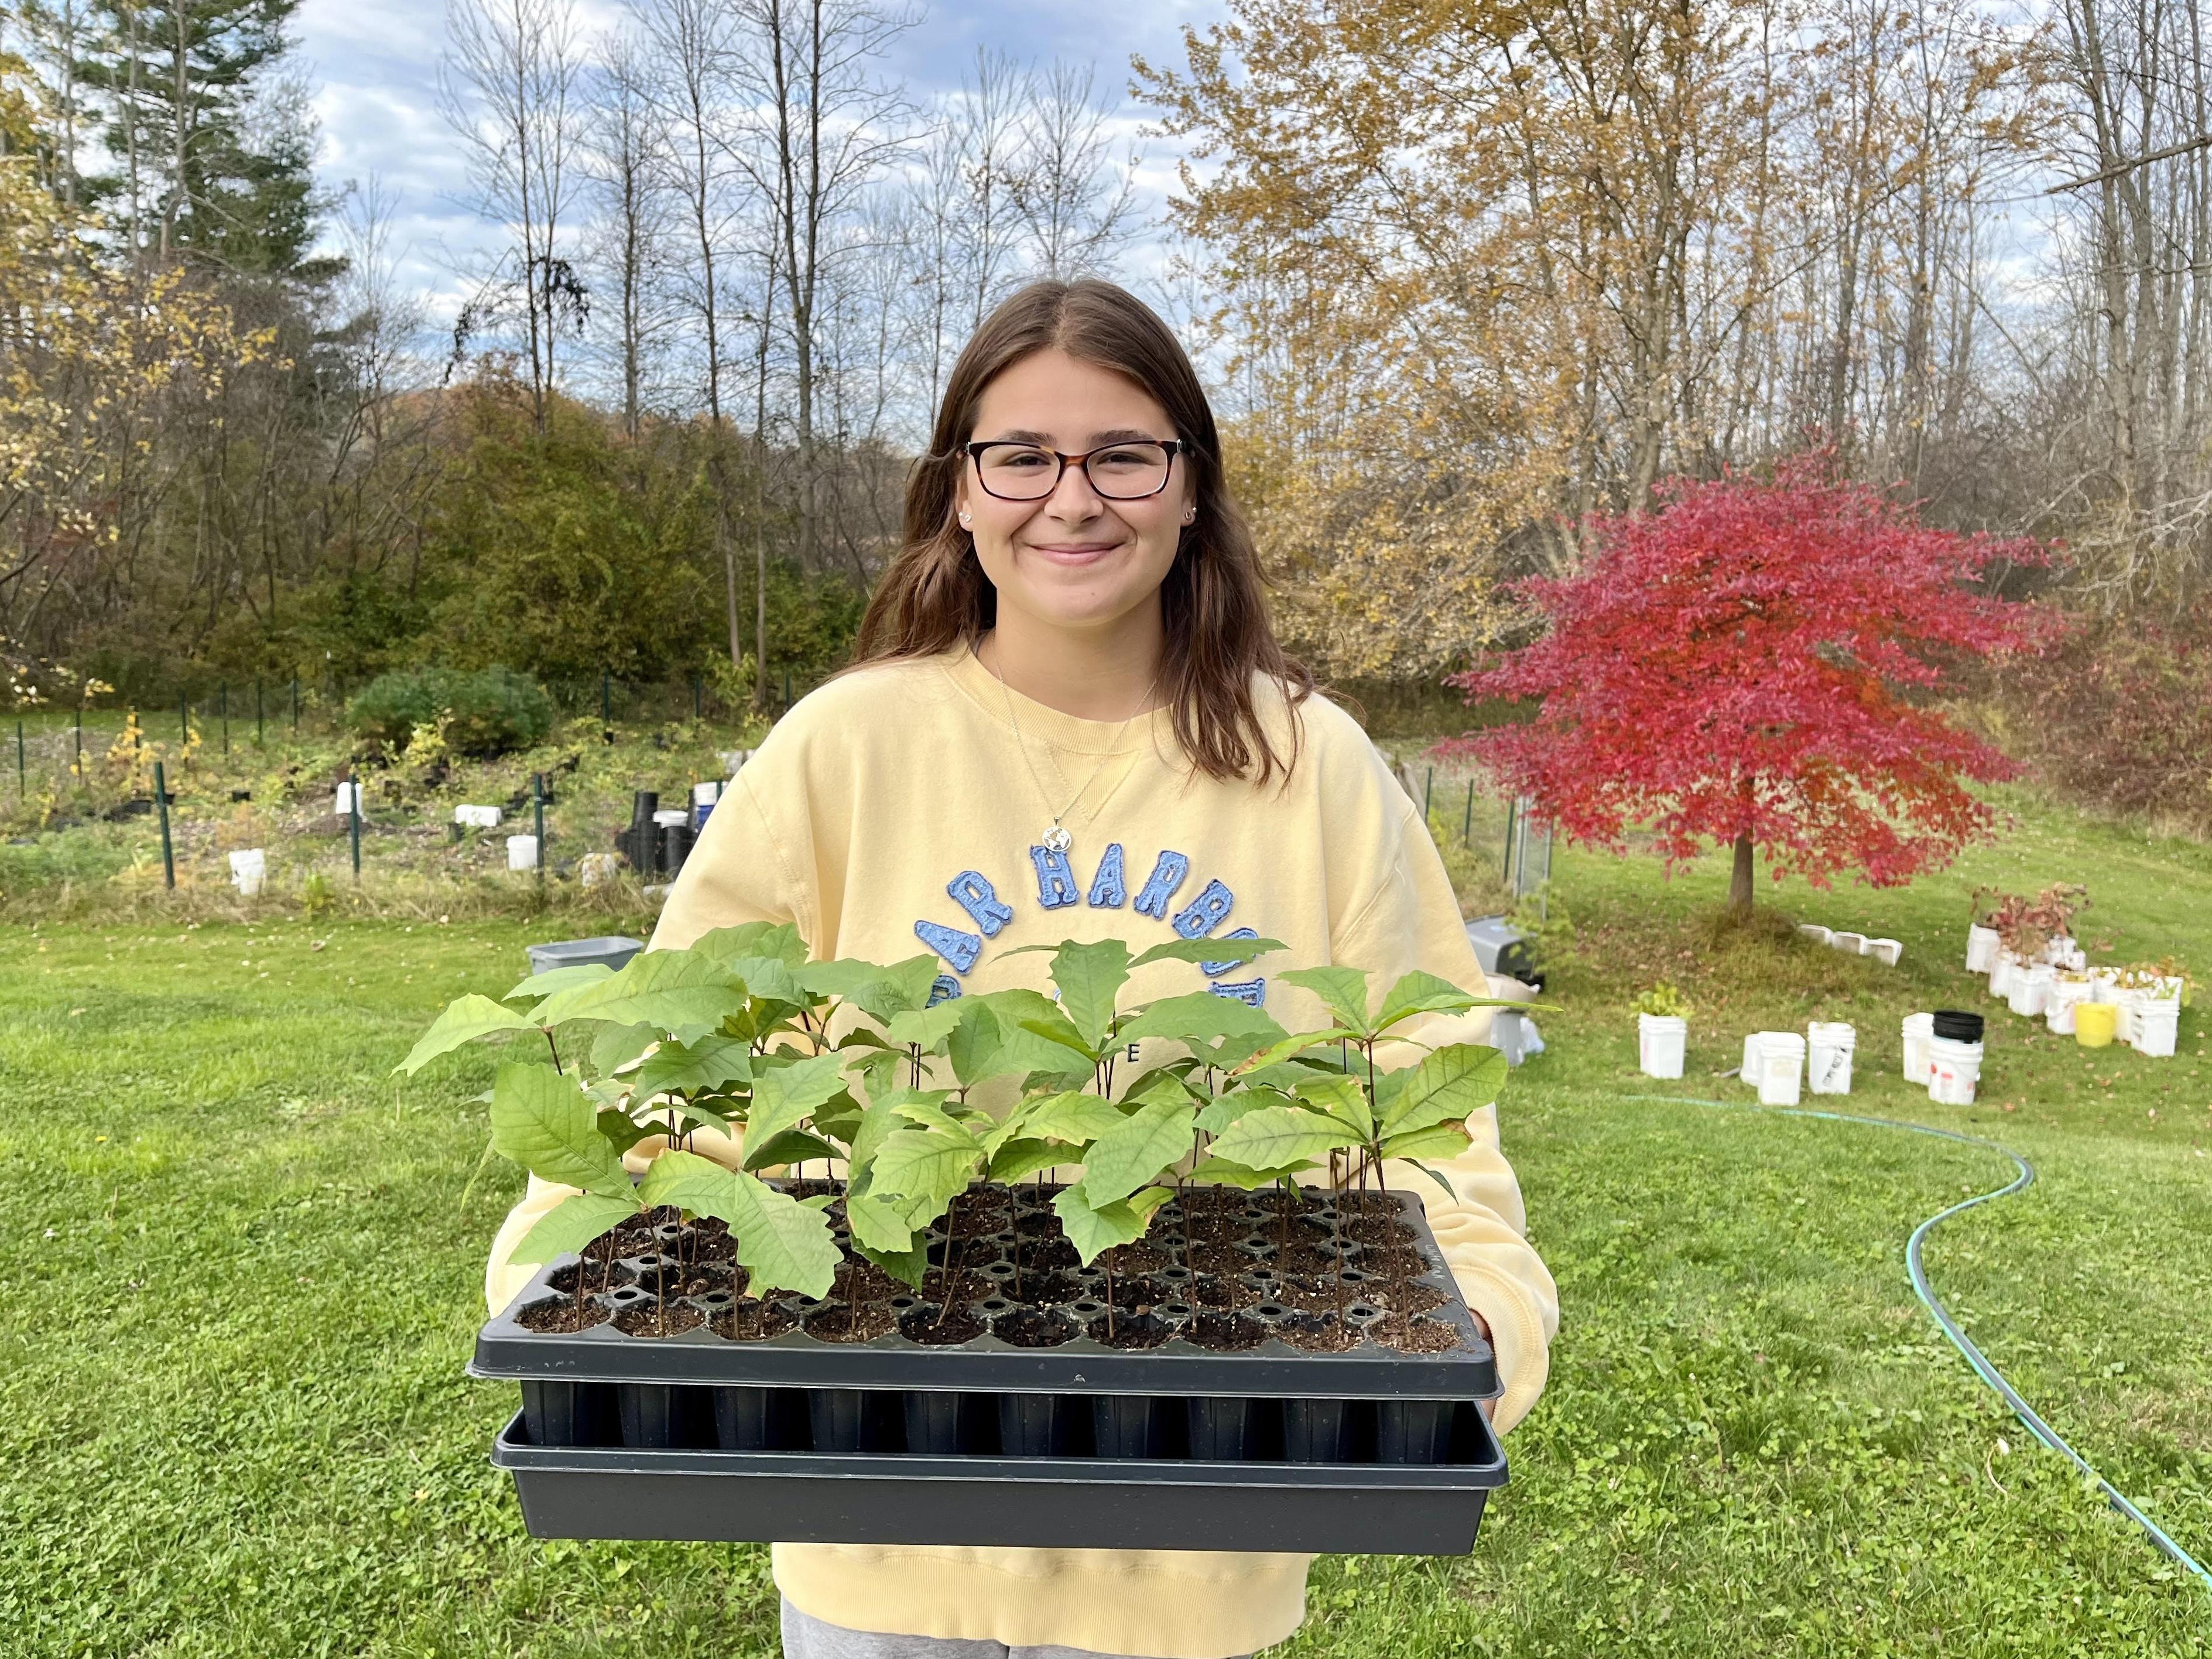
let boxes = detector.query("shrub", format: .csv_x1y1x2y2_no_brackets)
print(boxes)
348,667,554,757
2012,612,2212,835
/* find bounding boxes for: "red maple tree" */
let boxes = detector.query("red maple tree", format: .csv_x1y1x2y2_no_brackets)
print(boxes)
1437,459,2050,915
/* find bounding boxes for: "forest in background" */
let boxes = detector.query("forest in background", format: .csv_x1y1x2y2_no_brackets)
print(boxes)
3,0,2211,803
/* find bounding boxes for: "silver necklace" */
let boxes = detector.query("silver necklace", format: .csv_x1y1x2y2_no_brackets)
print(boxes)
980,645,1158,854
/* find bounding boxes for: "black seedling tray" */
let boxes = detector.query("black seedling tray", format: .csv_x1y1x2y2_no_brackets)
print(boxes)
491,1401,1507,1554
474,1185,1508,1553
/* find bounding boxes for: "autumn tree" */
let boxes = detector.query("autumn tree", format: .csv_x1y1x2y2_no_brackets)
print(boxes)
1438,459,2048,916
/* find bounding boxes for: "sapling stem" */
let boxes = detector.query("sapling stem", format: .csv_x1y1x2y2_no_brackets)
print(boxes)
542,1028,563,1075
933,1191,963,1329
1104,1246,1116,1340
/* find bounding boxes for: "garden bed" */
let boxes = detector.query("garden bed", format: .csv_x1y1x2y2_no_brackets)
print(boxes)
473,1182,1507,1554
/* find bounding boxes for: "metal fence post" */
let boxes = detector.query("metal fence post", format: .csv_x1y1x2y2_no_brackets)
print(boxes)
601,672,611,728
1463,778,1475,845
1422,767,1433,822
155,761,174,888
15,719,22,798
74,707,83,778
532,771,547,887
255,680,264,746
180,695,190,747
1502,796,1518,884
220,683,230,756
291,678,299,732
349,781,362,880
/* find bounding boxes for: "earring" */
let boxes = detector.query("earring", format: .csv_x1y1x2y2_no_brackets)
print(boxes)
1182,508,1196,524
957,511,972,529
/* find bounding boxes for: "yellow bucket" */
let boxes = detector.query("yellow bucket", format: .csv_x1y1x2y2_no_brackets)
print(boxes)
2074,1001,2117,1048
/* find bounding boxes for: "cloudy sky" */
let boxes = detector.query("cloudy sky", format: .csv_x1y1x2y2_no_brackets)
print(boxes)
295,0,1217,310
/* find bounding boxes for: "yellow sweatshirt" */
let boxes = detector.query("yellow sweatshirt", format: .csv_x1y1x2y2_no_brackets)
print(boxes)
484,648,1558,1659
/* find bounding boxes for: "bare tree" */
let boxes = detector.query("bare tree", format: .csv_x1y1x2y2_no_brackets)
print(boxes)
439,0,589,428
583,30,675,441
1010,59,1139,282
725,0,914,568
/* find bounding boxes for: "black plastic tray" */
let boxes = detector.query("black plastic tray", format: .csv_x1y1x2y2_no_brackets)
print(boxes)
491,1405,1508,1554
472,1188,1497,1401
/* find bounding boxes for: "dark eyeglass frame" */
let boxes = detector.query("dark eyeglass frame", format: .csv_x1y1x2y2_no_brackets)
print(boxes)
961,438,1193,501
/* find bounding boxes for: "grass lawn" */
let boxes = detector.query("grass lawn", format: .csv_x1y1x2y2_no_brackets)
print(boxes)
2,788,2207,1656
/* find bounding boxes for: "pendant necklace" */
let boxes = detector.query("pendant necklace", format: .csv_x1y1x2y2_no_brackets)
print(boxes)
981,646,1158,856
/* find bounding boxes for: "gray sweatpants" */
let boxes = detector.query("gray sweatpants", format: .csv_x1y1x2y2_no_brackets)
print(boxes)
779,1599,1250,1659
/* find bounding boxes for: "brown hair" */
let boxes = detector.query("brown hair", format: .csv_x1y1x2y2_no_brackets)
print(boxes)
852,279,1313,784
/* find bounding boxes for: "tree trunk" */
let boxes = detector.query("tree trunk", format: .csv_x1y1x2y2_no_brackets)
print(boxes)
1728,830,1755,918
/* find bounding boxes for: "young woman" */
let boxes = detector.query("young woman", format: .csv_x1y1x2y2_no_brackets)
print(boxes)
487,279,1557,1659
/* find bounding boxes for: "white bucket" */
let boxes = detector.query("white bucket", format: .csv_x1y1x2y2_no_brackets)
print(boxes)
1990,951,2019,999
2088,967,2122,1005
692,781,721,806
2045,975,2090,1035
1797,923,1833,946
1638,1013,1687,1080
1756,1032,1806,1106
652,808,690,827
1966,924,1999,973
454,803,503,829
1807,1021,1855,1094
2136,997,2180,1058
2008,962,2052,1018
506,834,540,871
1868,938,1903,967
228,848,266,897
1831,931,1867,954
334,781,362,817
1741,1032,1768,1086
2114,987,2143,1047
718,748,754,774
1901,1012,1934,1083
1927,1034,1984,1105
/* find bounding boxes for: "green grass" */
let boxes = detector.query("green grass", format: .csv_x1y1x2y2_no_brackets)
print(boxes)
3,791,2208,1655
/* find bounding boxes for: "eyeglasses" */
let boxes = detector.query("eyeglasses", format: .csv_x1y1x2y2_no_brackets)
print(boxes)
963,438,1191,502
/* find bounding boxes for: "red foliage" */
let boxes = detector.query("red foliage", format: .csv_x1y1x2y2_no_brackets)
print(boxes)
1437,458,2050,894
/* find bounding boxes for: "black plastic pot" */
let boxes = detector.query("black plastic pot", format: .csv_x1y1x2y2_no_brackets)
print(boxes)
492,1405,1507,1554
477,1185,1506,1554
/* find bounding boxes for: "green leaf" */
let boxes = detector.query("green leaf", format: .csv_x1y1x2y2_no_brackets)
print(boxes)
851,1047,906,1106
845,955,943,1022
888,1097,978,1137
1052,1184,1173,1265
394,994,538,1075
1123,1068,1197,1108
977,989,1097,1073
794,956,891,998
867,1128,982,1224
1279,966,1374,1036
691,922,807,969
1128,935,1286,971
884,1001,968,1052
1228,1027,1360,1076
1187,1156,1307,1190
636,1148,736,1216
727,1171,841,1299
1380,1122,1475,1162
595,1110,655,1155
490,1063,632,1197
631,1034,754,1099
1373,968,1482,1033
742,1052,851,1161
843,1191,913,1254
1074,1097,1194,1209
989,1137,1069,1184
1118,991,1289,1051
511,1192,642,1266
1194,1086,1289,1136
726,955,804,1005
590,1021,662,1078
744,1128,843,1171
1208,1104,1359,1174
535,949,748,1031
1407,1160,1460,1198
1293,1073,1374,1138
502,963,614,1005
1016,1090,1131,1147
1382,1044,1508,1137
945,1001,1008,1088
1043,938,1132,1049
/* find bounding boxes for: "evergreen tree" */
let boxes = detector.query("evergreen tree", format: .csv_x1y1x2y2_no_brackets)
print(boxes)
79,0,331,276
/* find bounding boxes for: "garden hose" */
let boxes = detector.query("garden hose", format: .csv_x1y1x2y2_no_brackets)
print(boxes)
1623,1093,2212,1593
